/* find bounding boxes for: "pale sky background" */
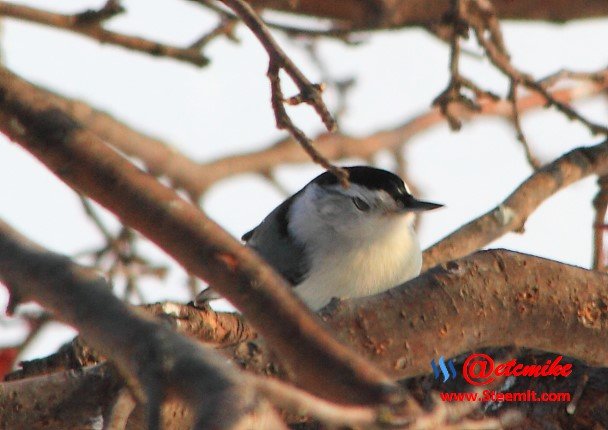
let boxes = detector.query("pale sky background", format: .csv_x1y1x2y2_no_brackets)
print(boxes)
1,1,607,362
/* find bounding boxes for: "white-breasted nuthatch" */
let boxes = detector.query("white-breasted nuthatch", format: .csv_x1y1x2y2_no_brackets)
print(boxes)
196,166,442,310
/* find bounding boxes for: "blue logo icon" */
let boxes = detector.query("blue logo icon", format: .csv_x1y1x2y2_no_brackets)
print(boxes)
431,356,458,382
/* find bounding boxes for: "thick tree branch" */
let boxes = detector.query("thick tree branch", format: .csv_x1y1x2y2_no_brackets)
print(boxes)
0,218,284,430
0,1,209,66
227,250,608,380
423,139,608,270
5,303,256,383
0,364,123,430
0,66,396,404
327,249,608,374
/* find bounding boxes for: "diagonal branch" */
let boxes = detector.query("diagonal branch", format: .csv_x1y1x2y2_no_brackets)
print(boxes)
0,65,396,404
0,1,209,66
423,139,608,270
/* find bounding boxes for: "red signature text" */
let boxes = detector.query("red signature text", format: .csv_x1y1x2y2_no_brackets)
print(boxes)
462,354,572,386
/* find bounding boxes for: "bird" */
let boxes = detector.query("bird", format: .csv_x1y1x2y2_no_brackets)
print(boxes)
196,165,443,311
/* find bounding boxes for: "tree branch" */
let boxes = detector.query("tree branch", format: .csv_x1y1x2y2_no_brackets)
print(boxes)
241,0,608,30
0,1,209,66
328,249,608,374
5,302,256,383
0,364,123,429
423,139,608,270
0,65,396,404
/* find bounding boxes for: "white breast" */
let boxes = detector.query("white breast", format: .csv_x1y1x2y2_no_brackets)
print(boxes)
293,215,422,310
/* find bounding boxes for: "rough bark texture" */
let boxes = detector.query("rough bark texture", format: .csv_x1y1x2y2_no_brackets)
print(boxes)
0,365,121,430
223,250,608,382
325,249,608,376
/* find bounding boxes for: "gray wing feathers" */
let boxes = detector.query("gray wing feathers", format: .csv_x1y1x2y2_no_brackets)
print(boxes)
195,195,308,305
246,204,309,285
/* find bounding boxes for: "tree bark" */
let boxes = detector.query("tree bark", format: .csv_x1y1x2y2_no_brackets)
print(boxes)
248,0,608,29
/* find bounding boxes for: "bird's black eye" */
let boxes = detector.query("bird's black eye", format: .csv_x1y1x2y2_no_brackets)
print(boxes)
352,197,370,211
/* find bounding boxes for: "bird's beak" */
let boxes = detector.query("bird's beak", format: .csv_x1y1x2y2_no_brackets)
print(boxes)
402,196,444,212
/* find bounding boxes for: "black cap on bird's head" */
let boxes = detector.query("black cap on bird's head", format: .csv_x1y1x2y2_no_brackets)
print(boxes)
313,166,443,212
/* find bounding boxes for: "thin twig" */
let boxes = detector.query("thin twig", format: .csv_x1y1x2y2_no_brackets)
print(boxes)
465,0,608,137
216,0,348,184
79,196,114,243
220,0,336,128
260,170,292,197
508,81,541,170
0,1,209,66
189,15,239,50
302,40,356,123
432,0,499,130
433,0,468,130
268,61,348,184
78,197,168,298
